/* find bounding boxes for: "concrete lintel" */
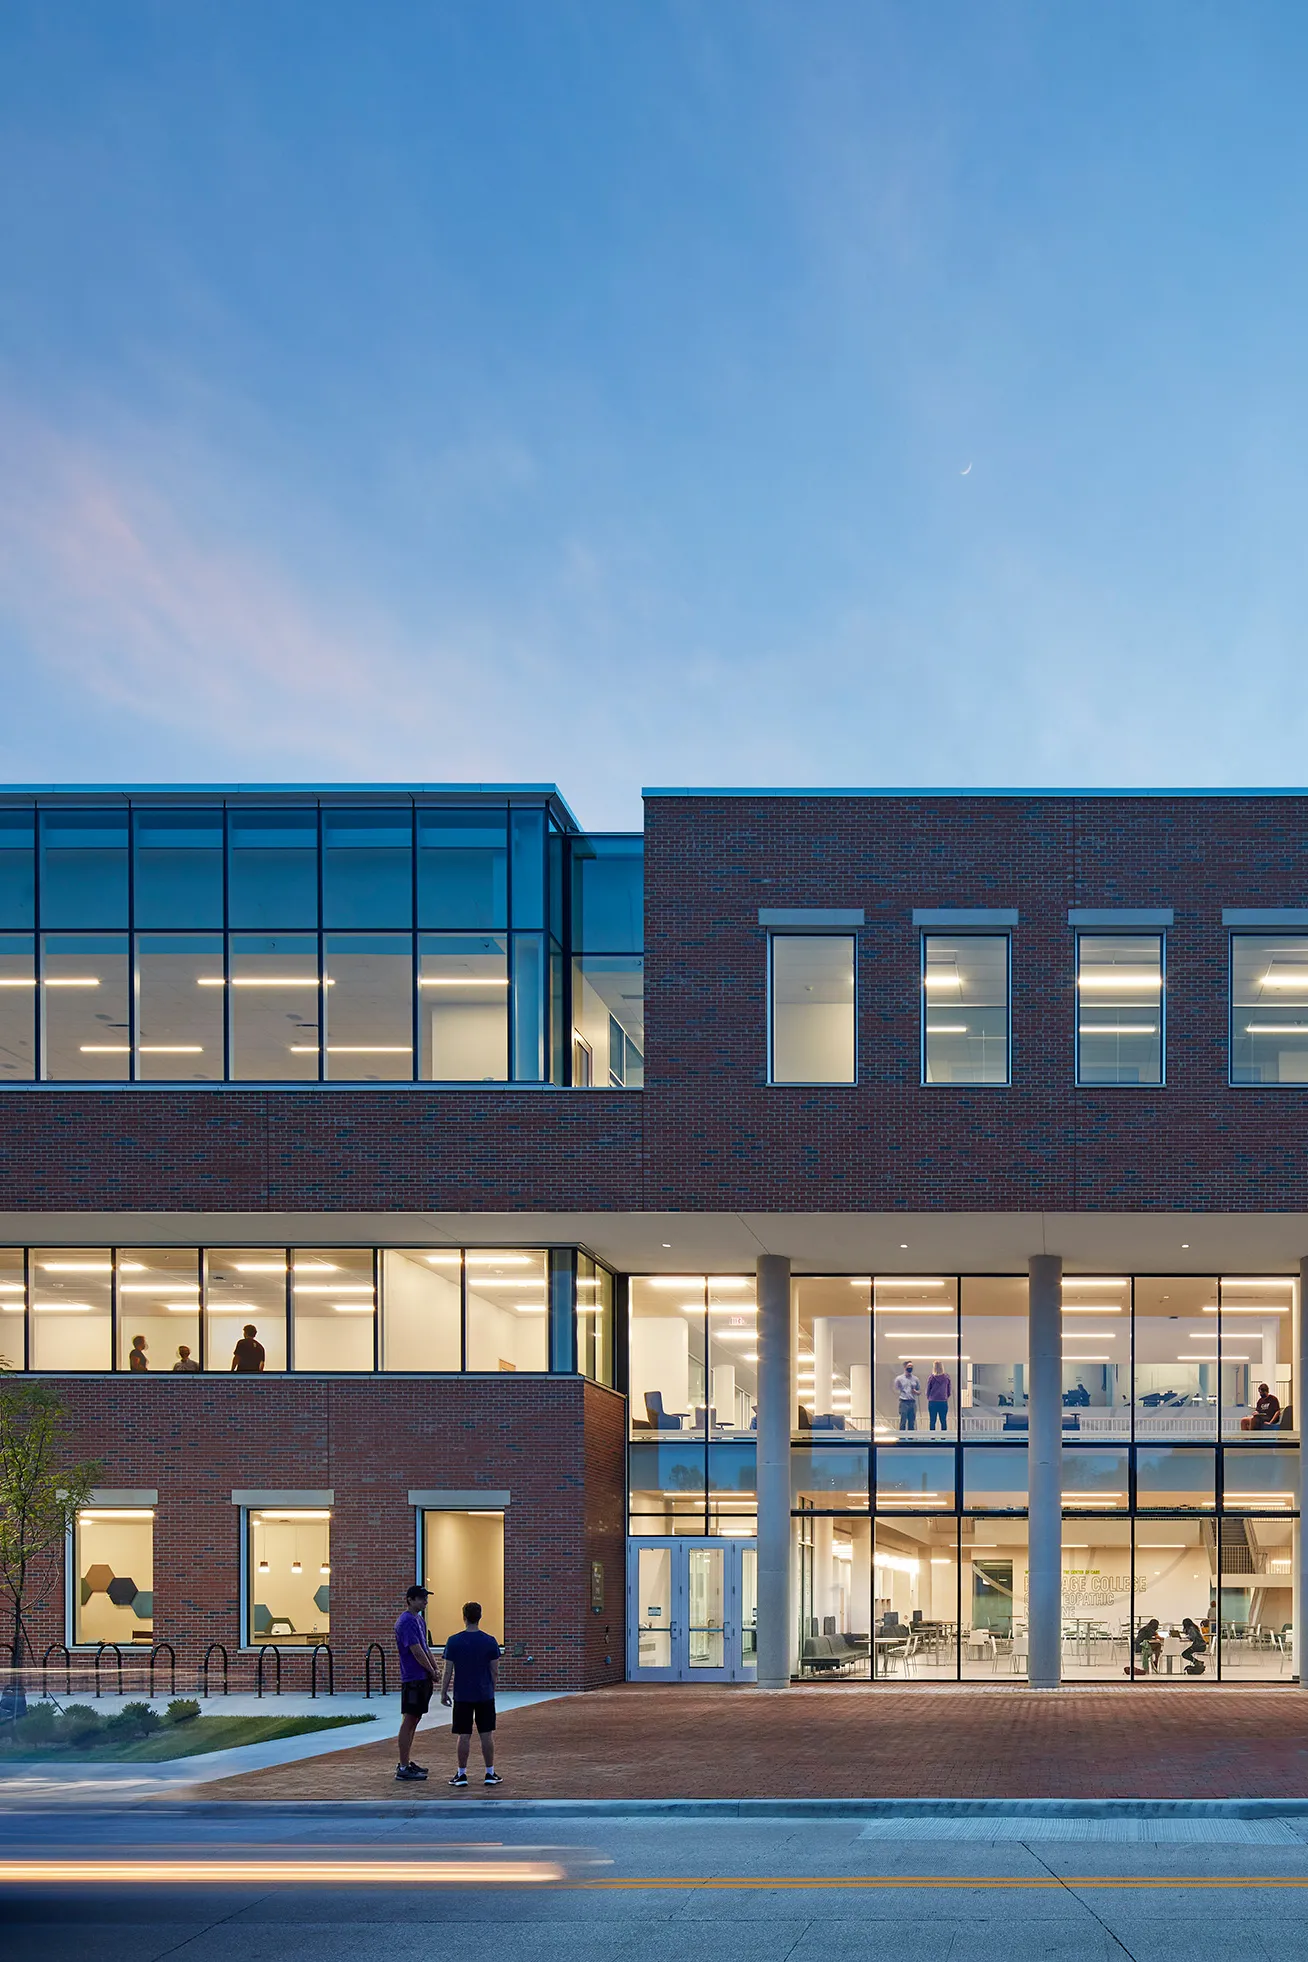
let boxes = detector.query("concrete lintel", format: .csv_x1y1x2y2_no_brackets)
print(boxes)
912,908,1018,927
408,1489,510,1509
87,1488,158,1507
1223,908,1308,926
231,1489,334,1507
1067,908,1173,927
758,908,864,927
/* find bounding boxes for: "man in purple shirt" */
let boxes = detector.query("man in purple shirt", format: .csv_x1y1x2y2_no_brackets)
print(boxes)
394,1584,440,1782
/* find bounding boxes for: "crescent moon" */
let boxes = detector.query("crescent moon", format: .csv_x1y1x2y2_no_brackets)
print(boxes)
960,463,972,476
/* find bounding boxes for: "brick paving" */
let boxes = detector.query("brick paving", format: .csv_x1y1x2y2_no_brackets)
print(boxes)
191,1683,1308,1802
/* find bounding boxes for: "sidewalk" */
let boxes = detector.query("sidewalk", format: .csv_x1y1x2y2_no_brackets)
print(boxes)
189,1683,1308,1803
0,1690,560,1804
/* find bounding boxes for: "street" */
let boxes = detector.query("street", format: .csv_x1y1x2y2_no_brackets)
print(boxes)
2,1805,1307,1960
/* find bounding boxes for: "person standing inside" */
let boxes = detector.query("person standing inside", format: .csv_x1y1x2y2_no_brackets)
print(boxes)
128,1335,149,1372
231,1324,265,1373
894,1362,921,1432
926,1361,951,1432
441,1600,503,1787
394,1583,439,1782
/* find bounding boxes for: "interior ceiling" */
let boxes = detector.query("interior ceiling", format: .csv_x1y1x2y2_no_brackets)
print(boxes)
4,1212,1308,1275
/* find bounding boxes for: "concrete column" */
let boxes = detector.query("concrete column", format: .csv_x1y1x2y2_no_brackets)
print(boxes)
1297,1258,1308,1686
756,1253,793,1687
813,1317,834,1419
849,1362,872,1432
1027,1253,1063,1688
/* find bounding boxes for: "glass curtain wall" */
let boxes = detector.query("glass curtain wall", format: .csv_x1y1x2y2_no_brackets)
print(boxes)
628,1276,757,1534
571,835,644,1087
0,799,618,1084
5,1244,584,1373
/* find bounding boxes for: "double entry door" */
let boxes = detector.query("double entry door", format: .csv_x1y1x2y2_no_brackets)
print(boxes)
628,1537,757,1681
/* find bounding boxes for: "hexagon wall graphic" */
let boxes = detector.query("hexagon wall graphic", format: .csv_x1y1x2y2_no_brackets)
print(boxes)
131,1590,153,1619
106,1575,138,1608
313,1584,330,1614
84,1563,114,1594
252,1603,272,1634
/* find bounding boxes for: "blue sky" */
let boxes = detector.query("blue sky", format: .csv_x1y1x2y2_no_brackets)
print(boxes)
2,2,1308,827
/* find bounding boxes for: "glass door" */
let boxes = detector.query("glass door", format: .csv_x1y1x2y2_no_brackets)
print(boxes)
627,1538,757,1681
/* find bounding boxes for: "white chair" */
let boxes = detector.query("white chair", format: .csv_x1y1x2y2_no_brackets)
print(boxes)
965,1629,997,1671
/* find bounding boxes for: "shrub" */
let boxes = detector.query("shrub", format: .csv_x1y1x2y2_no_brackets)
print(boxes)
58,1703,105,1744
165,1698,201,1725
13,1701,58,1746
106,1700,161,1738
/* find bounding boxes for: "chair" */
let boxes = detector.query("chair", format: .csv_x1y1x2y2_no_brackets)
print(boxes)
965,1629,997,1671
644,1391,683,1432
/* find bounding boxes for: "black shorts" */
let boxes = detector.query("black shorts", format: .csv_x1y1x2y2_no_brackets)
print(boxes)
400,1679,433,1716
451,1698,496,1735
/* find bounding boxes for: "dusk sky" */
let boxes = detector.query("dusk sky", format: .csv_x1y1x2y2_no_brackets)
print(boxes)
3,3,1308,828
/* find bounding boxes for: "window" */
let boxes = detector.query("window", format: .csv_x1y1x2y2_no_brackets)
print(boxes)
1076,933,1163,1085
1231,933,1308,1084
0,810,35,926
872,1276,960,1439
0,935,35,1079
322,810,413,927
73,1507,154,1646
290,1248,376,1370
576,1254,615,1385
228,934,319,1080
41,934,130,1079
248,1508,330,1645
228,810,319,929
0,1248,24,1370
29,1248,112,1369
416,812,507,929
421,1509,504,1650
117,1247,201,1374
133,810,223,928
572,837,644,1090
769,934,856,1084
135,935,224,1079
204,1249,288,1373
922,933,1009,1084
382,1249,462,1369
464,1249,549,1372
39,810,127,928
322,935,413,1080
418,934,508,1080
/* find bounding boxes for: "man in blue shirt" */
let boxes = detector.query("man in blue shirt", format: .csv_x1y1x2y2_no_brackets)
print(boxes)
440,1600,503,1787
393,1584,439,1782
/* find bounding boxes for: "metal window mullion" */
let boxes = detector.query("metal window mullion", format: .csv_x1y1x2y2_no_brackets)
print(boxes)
21,1244,30,1373
127,803,137,1080
459,1249,467,1373
199,1247,208,1372
221,806,232,1081
110,1246,120,1372
373,1245,381,1373
410,801,420,1082
316,807,326,1083
285,1245,294,1373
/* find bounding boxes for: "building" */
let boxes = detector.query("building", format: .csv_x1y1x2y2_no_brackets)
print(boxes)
0,784,1304,1691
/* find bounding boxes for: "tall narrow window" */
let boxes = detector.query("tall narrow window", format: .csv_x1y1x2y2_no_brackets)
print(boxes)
41,936,130,1080
74,1507,154,1646
769,935,855,1084
1231,934,1308,1085
1077,933,1163,1086
248,1508,330,1645
922,934,1008,1085
0,935,35,1080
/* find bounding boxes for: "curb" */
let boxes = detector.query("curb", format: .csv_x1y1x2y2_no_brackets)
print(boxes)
91,1795,1308,1821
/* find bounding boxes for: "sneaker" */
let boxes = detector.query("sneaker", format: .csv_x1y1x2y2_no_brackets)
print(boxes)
395,1763,427,1782
448,1770,468,1787
409,1761,428,1775
483,1770,503,1786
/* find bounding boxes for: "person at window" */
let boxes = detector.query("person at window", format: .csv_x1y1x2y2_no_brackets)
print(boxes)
926,1362,951,1431
894,1363,921,1432
172,1344,200,1373
1180,1616,1208,1676
128,1334,149,1372
231,1324,266,1373
1241,1382,1281,1431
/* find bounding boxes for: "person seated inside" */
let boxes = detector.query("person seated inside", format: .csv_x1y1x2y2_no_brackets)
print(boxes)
1127,1617,1162,1676
1241,1382,1281,1430
1180,1616,1208,1675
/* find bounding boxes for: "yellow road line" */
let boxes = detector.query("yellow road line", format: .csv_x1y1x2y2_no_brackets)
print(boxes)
581,1874,1308,1891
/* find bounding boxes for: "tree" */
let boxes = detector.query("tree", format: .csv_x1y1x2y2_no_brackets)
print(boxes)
0,1378,100,1719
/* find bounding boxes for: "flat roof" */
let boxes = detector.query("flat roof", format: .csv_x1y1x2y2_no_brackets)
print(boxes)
0,782,583,828
643,785,1308,799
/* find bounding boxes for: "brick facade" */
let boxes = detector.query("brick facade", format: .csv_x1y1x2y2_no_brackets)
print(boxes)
23,1375,626,1695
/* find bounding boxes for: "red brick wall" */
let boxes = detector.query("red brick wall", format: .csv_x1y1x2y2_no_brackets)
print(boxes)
643,793,1308,1211
22,1374,627,1696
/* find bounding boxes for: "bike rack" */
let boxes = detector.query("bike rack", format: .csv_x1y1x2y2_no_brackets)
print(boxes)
41,1642,71,1698
255,1644,282,1699
309,1644,334,1699
94,1642,123,1699
148,1641,176,1699
363,1641,387,1699
201,1642,229,1698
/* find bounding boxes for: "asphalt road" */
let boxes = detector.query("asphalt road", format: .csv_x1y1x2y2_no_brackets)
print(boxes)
3,1805,1308,1960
